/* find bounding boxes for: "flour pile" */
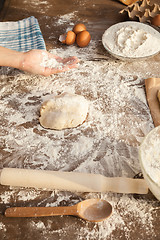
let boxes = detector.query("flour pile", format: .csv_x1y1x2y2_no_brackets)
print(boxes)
40,51,63,69
102,22,160,58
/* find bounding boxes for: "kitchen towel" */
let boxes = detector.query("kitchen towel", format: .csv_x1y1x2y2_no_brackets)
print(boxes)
0,16,46,52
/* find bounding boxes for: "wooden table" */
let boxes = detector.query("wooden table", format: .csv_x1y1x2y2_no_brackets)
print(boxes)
0,0,160,239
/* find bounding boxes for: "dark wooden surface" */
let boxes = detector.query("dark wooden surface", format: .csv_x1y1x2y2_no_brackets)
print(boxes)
0,0,160,239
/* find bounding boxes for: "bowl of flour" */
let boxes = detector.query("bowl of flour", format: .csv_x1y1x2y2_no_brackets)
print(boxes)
102,21,160,60
139,126,160,201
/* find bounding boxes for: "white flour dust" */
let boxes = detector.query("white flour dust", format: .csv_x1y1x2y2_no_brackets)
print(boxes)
77,193,156,240
56,12,77,26
0,189,158,239
0,30,160,238
0,222,6,232
40,51,63,69
102,22,160,58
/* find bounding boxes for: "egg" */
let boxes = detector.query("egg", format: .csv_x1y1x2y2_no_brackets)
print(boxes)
59,31,76,45
151,14,160,27
76,30,91,47
73,23,87,34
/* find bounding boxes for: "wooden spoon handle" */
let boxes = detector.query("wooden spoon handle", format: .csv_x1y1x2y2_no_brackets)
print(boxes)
5,206,77,218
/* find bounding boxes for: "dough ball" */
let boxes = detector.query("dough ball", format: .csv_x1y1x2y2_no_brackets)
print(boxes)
39,92,89,130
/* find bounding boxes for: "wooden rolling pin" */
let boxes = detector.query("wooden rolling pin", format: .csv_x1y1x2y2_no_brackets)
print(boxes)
0,168,148,194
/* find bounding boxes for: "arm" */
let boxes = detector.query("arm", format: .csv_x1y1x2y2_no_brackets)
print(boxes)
0,46,22,68
0,46,79,76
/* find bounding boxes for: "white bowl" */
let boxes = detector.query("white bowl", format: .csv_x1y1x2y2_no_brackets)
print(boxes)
139,126,160,200
102,21,160,60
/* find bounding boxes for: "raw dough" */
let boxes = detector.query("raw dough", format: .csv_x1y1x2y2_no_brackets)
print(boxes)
39,92,88,130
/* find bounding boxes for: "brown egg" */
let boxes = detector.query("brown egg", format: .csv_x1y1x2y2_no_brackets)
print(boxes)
151,14,160,27
76,30,91,47
73,23,87,34
59,31,76,45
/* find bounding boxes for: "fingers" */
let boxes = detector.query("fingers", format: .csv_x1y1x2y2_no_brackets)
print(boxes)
50,63,78,74
42,62,78,76
48,53,79,65
40,53,79,76
48,53,63,62
62,56,79,65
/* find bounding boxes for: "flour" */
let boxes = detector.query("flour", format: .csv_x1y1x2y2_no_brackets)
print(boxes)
40,51,63,69
0,187,158,239
0,191,13,204
102,22,160,58
0,188,42,203
26,192,157,240
31,220,46,229
17,189,42,201
77,193,155,240
0,27,160,239
56,12,77,25
0,222,6,232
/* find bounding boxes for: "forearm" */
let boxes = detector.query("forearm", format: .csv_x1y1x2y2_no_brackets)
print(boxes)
0,46,23,69
0,47,78,76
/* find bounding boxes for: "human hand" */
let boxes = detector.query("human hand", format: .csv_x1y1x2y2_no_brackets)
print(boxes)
19,49,79,76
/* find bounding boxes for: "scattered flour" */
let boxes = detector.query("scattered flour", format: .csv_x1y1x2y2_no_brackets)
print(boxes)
31,220,46,230
26,192,157,240
0,188,42,203
17,189,42,201
56,12,77,25
0,25,160,239
0,222,6,232
0,191,13,204
40,51,63,69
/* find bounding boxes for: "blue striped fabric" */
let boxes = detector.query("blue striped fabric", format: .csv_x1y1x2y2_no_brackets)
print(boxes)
0,16,46,52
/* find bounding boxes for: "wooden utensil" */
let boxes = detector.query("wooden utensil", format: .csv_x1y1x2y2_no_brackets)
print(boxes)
0,168,148,194
145,78,160,127
5,199,112,222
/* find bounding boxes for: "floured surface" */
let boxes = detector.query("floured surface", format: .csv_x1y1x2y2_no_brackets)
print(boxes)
1,41,160,239
1,0,160,239
0,48,156,173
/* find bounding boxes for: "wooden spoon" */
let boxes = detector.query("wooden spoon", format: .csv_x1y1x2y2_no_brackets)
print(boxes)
5,198,112,222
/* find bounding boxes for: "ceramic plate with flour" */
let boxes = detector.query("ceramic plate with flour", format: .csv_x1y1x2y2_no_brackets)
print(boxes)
102,21,160,60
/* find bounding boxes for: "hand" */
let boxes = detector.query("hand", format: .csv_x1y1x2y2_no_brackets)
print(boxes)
19,49,79,76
